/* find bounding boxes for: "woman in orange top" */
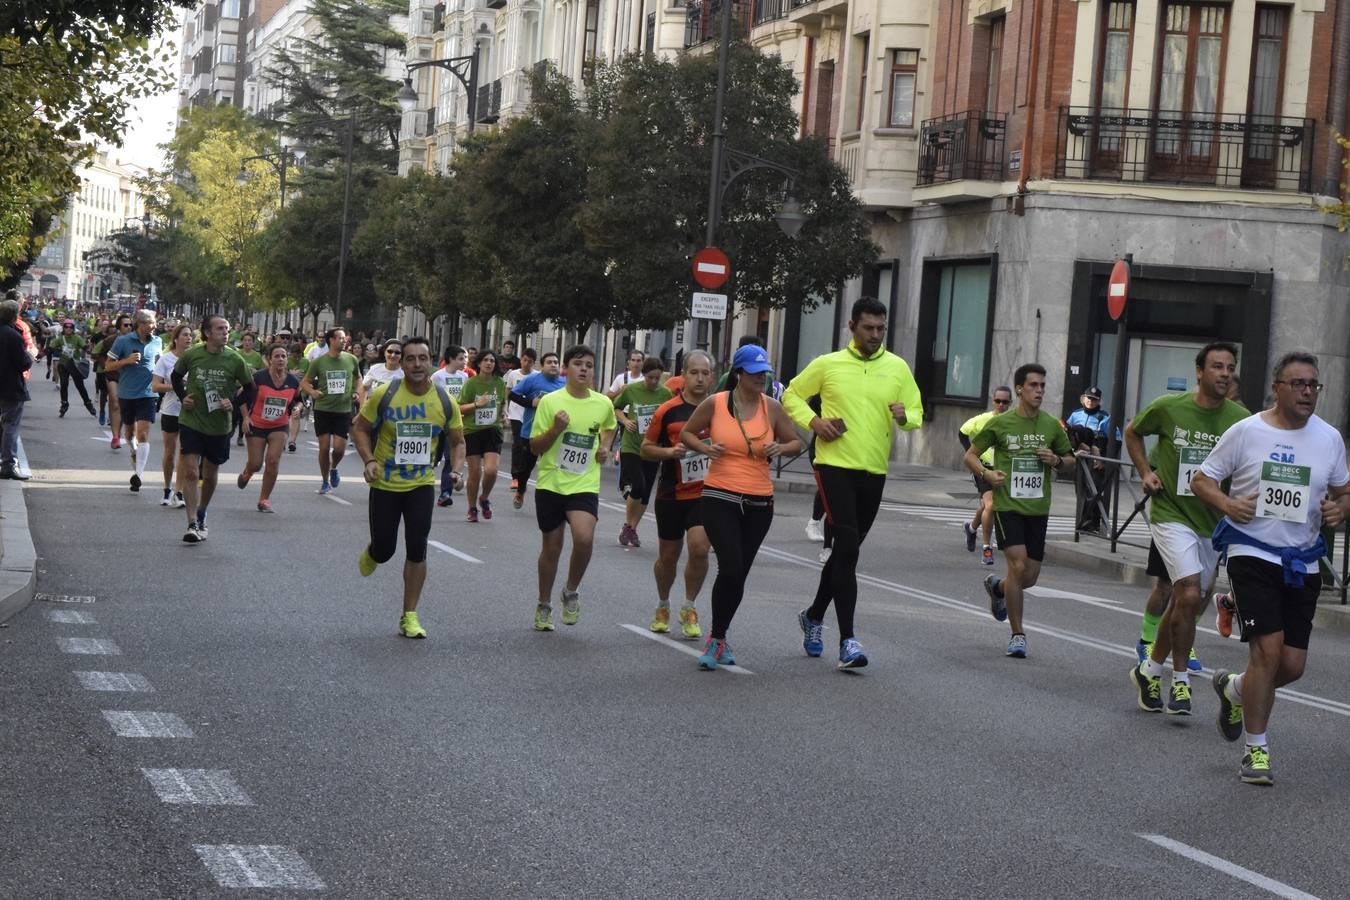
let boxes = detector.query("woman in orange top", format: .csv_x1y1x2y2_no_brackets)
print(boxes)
680,344,802,670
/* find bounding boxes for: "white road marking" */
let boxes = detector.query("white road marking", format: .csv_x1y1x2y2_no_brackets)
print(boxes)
74,671,154,692
46,609,96,624
194,844,325,890
142,769,252,806
323,493,353,506
428,540,483,564
598,498,627,513
620,624,753,674
1138,834,1318,899
101,710,194,738
1025,585,1124,609
35,592,96,604
57,637,119,655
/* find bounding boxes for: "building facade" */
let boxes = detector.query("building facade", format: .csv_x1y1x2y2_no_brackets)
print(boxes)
179,0,245,110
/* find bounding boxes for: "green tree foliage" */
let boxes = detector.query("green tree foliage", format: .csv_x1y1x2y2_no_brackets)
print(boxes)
352,170,462,321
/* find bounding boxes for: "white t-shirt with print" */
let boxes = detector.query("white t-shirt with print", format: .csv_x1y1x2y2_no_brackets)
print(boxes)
154,351,181,417
504,367,529,422
608,371,640,394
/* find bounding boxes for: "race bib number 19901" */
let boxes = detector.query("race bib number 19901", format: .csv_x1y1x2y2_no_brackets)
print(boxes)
394,422,432,466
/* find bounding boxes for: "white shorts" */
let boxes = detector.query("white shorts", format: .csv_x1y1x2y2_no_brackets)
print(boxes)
1150,520,1219,591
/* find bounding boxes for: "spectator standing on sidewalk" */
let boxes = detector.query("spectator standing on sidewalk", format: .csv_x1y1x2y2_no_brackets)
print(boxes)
1065,386,1112,531
0,298,34,480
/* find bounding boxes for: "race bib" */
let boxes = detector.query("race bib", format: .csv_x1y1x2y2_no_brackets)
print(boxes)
679,451,709,485
1175,446,1208,498
261,396,287,422
325,371,347,395
1256,461,1311,523
474,401,496,426
62,345,73,358
394,422,432,466
635,405,657,435
1010,457,1045,500
446,382,463,399
556,432,595,475
204,389,225,411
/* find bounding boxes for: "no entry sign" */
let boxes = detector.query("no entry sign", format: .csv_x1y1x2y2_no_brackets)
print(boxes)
692,247,730,290
1107,259,1130,321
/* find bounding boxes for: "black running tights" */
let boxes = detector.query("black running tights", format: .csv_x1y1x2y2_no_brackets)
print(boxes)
702,492,774,640
806,465,885,641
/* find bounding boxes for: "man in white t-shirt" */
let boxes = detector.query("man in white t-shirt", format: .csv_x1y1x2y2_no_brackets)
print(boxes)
504,347,536,493
1192,351,1350,787
605,350,644,399
434,345,470,504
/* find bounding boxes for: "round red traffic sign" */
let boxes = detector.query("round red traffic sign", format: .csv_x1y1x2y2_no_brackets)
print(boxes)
1107,259,1130,321
692,247,730,290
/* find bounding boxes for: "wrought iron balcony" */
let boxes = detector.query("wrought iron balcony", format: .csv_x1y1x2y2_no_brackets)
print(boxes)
475,78,502,124
916,111,1008,186
685,0,758,47
1055,106,1315,194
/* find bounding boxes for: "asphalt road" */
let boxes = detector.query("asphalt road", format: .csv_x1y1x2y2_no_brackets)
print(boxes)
4,390,1349,899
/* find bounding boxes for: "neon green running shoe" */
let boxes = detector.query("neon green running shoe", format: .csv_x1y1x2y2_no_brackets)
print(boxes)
650,607,670,633
679,605,702,640
358,547,377,577
1240,744,1273,785
533,604,555,632
560,589,580,626
399,611,426,639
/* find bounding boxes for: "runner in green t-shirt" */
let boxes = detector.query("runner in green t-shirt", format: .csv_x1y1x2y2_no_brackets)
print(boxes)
299,328,361,493
49,323,96,416
171,315,253,544
528,345,617,631
285,342,309,453
611,357,672,548
232,332,266,446
459,351,509,522
965,363,1075,659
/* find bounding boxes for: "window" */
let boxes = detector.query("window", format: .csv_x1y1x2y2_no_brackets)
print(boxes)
887,49,918,128
217,43,236,64
917,257,997,402
220,0,240,18
985,15,1004,113
1096,1,1134,111
1153,3,1227,171
855,34,869,131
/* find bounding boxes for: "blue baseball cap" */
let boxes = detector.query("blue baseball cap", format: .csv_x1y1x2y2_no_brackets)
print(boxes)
732,344,772,374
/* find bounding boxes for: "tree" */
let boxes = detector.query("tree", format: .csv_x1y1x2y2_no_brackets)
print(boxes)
353,170,459,322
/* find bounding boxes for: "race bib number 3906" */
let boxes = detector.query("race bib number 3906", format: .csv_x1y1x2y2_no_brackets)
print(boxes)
1256,461,1311,523
1010,457,1045,500
556,432,595,475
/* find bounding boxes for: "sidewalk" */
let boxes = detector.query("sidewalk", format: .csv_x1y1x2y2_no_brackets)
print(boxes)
0,477,37,624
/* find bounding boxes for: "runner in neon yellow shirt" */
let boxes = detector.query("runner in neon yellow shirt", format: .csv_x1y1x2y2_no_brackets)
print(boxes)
958,387,1012,566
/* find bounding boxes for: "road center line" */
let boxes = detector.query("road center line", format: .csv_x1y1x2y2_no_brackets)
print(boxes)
1138,834,1318,900
620,624,753,674
323,493,353,506
428,540,483,564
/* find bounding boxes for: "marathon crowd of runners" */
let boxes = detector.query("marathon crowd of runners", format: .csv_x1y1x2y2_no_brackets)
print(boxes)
18,295,1350,789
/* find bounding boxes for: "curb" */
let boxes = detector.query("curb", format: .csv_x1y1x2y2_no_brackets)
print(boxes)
0,480,36,625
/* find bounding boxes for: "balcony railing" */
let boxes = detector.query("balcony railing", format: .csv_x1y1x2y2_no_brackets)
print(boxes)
475,78,502,124
1055,106,1315,194
917,111,1007,186
685,0,760,47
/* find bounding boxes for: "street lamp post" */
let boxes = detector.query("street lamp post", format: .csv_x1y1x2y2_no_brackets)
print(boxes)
395,48,480,132
238,144,305,207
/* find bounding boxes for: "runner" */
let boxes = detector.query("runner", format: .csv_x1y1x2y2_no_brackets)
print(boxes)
151,323,192,507
232,331,265,446
237,343,303,513
433,345,470,506
355,339,402,407
105,309,163,493
1190,352,1349,785
528,345,616,632
783,296,924,669
606,350,644,399
94,318,129,445
680,344,802,669
1126,342,1246,714
508,350,564,510
641,350,715,639
459,349,507,523
612,356,672,548
503,347,536,496
286,338,309,452
958,387,1013,566
170,315,253,543
49,320,96,417
964,363,1075,658
299,327,360,494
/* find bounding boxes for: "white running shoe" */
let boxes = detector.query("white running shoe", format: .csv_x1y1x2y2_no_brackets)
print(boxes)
805,518,824,542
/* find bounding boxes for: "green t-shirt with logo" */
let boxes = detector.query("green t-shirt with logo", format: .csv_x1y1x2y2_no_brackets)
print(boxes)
358,379,462,492
612,382,673,455
172,343,252,436
238,349,265,372
533,388,618,496
1131,392,1249,535
972,409,1073,516
49,334,86,364
305,352,360,413
460,374,507,435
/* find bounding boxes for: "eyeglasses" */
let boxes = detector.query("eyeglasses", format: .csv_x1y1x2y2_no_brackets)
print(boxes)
386,350,402,357
1275,379,1323,393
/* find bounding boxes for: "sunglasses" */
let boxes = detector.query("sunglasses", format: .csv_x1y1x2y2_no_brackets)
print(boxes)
992,398,1011,405
386,350,402,357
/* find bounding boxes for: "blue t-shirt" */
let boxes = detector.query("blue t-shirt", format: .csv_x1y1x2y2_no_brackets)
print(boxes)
108,332,163,400
515,372,566,438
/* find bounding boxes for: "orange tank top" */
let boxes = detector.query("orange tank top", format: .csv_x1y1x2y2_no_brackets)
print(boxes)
706,391,773,496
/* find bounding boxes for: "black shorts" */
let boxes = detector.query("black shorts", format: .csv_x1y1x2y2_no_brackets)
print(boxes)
534,489,599,533
1227,555,1320,650
464,428,503,457
178,425,231,467
103,370,119,384
1146,541,1170,580
619,452,658,505
993,510,1049,562
118,396,157,424
971,472,993,495
313,409,351,438
368,484,435,564
160,414,179,434
248,425,288,440
655,496,703,541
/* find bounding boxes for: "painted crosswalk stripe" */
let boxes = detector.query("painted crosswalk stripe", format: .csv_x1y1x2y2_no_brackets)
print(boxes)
194,845,325,890
47,609,97,624
101,710,194,738
1138,834,1317,899
57,637,120,655
620,624,753,674
142,769,252,806
428,540,483,564
323,493,353,506
35,592,96,604
74,671,154,692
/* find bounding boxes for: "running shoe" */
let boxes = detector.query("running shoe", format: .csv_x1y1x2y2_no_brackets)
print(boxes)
533,604,555,632
437,490,453,508
318,481,332,495
237,469,252,490
618,524,633,547
512,492,524,510
480,498,493,520
358,547,377,577
1130,663,1163,712
452,470,464,492
984,574,1007,622
697,637,730,670
257,499,273,513
129,474,140,493
110,436,121,450
1167,680,1192,715
818,546,832,564
97,410,106,426
963,521,977,552
679,605,701,640
838,638,868,669
805,518,824,542
182,522,203,544
629,528,641,549
560,589,580,625
84,400,97,416
329,468,340,488
59,403,68,418
465,506,479,523
1215,592,1235,638
982,545,994,565
1213,670,1244,742
1187,647,1203,673
399,611,427,639
170,491,185,509
287,441,296,452
1240,745,1273,786
236,434,244,447
160,489,172,507
1136,639,1151,664
196,523,208,541
1006,633,1028,658
650,607,670,633
799,609,824,658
